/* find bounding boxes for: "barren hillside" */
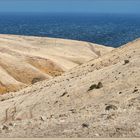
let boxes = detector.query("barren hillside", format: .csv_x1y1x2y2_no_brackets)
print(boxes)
0,34,113,94
0,38,139,137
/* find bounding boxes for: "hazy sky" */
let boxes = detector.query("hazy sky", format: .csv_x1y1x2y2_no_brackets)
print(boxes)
0,0,140,14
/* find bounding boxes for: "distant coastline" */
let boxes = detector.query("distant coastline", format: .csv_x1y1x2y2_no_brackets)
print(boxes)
0,13,140,47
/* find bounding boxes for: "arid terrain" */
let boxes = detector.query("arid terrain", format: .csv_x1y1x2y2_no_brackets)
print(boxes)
0,35,140,138
0,34,113,94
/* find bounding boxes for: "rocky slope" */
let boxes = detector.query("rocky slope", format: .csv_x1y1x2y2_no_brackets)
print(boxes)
0,34,113,94
0,38,139,137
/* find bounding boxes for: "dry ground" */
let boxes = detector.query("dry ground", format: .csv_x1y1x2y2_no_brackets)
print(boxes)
0,34,113,94
0,36,139,138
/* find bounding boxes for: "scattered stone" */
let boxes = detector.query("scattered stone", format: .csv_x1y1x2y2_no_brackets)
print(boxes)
82,123,89,128
1,125,8,130
88,84,97,91
69,109,76,113
0,98,5,102
60,92,68,97
8,122,16,128
133,87,138,93
119,92,122,94
9,123,13,126
40,116,46,121
106,113,116,120
88,82,103,91
115,77,118,80
32,77,44,84
96,82,103,89
124,60,129,65
54,101,58,104
133,89,138,93
105,105,118,111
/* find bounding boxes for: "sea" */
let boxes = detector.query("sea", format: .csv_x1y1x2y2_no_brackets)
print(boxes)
0,12,140,47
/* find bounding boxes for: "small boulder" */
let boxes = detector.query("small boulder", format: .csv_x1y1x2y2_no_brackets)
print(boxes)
96,82,103,89
1,125,8,130
88,82,103,91
60,91,68,97
82,123,89,128
124,60,129,65
105,105,118,111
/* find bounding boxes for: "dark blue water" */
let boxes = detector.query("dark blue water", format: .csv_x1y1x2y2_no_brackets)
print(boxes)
0,13,140,47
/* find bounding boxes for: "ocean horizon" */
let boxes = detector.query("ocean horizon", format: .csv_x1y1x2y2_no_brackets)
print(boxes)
0,12,140,47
